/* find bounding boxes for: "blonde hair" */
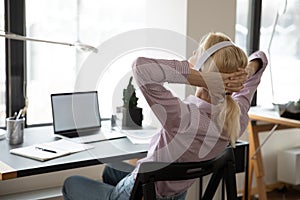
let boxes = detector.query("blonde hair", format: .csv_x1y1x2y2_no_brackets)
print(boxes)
200,32,248,147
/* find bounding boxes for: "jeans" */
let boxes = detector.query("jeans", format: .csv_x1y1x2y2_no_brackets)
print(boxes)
62,162,187,200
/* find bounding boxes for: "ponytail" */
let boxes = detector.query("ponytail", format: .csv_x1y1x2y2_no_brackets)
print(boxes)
224,95,241,147
200,32,247,147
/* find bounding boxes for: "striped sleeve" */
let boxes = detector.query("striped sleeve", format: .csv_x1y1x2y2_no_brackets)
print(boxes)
133,57,190,86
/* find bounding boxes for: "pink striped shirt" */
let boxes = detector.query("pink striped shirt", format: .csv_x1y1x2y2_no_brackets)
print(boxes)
132,51,268,197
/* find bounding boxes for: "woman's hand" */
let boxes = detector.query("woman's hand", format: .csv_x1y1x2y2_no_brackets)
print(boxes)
188,67,247,93
222,68,248,93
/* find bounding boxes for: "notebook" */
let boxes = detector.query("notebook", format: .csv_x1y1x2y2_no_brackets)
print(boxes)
51,91,125,143
10,139,94,161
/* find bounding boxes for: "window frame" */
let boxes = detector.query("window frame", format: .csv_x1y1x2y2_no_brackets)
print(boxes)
247,0,262,106
5,0,27,125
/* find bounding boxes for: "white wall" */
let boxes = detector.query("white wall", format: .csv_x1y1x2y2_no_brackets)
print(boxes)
256,128,300,185
186,0,236,52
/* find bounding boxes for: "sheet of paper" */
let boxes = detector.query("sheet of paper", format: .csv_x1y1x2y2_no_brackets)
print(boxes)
37,139,94,153
126,136,152,144
121,128,159,144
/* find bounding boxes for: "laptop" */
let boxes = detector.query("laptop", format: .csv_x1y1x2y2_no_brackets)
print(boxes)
51,91,125,143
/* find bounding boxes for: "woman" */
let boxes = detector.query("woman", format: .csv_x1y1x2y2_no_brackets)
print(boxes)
63,32,268,200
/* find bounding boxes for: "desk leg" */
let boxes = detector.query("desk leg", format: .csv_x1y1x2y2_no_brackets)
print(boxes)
245,153,253,200
247,121,268,200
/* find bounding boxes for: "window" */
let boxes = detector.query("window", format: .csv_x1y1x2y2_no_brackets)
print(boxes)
26,0,77,125
25,0,186,125
235,0,249,51
0,1,5,127
258,0,300,106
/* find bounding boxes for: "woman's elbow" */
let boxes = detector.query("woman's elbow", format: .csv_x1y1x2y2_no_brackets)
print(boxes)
132,57,148,76
133,57,149,70
132,57,152,86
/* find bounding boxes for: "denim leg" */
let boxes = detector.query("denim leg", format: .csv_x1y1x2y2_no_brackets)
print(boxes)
63,164,187,200
109,173,135,200
109,173,186,200
62,175,114,200
102,162,135,186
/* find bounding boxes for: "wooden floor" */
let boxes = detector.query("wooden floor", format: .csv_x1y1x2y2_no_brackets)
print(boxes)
44,187,300,200
44,185,300,200
267,186,300,200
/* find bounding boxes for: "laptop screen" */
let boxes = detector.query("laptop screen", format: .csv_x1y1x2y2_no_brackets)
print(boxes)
51,91,101,134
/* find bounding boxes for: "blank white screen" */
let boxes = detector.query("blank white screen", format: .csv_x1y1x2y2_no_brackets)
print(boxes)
51,92,101,132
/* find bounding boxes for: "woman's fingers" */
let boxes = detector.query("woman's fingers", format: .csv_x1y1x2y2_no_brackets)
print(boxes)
223,69,247,92
225,83,244,93
204,69,247,95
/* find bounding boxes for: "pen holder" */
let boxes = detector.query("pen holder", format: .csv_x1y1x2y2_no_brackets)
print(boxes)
6,117,25,145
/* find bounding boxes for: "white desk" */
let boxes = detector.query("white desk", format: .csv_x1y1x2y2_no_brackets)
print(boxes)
0,125,149,180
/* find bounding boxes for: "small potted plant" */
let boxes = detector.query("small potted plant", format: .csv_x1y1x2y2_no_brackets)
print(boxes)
121,76,143,128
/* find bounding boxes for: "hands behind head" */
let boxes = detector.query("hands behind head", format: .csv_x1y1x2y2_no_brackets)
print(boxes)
200,68,247,103
188,65,247,101
222,68,247,93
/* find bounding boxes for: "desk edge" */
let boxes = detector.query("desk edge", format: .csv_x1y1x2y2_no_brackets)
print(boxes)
0,161,17,180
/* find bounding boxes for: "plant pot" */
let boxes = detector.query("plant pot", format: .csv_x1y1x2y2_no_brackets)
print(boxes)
121,107,143,129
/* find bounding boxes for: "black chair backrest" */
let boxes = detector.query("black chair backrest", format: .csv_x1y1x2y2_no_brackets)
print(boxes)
130,146,237,200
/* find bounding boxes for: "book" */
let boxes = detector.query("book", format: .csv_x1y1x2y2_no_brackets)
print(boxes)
10,139,94,161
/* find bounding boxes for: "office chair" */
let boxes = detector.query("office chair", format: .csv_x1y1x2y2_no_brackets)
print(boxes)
130,146,237,200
